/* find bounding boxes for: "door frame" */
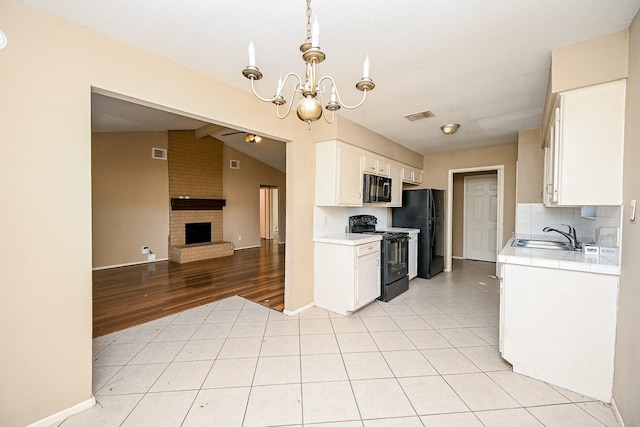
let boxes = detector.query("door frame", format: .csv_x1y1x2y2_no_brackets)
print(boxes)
463,173,498,261
445,165,504,272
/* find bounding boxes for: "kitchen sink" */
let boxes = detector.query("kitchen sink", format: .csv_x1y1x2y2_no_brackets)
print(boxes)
511,239,575,251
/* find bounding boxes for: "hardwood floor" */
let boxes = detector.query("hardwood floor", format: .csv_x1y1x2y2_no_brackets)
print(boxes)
93,239,285,337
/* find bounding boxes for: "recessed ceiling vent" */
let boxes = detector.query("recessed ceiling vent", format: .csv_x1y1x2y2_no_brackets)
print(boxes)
404,110,435,122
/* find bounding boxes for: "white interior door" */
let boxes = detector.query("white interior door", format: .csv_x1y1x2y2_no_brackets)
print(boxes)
464,174,498,262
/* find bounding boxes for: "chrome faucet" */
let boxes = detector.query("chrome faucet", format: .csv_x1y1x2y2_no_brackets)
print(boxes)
543,225,581,250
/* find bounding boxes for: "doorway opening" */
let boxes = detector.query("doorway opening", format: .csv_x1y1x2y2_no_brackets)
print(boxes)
446,166,504,272
260,186,279,242
90,89,288,335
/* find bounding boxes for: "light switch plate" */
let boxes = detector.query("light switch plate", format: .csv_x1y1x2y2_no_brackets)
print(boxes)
630,199,637,221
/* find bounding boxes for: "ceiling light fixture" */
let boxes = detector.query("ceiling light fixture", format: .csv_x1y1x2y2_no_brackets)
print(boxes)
242,0,375,127
440,123,461,135
244,134,262,144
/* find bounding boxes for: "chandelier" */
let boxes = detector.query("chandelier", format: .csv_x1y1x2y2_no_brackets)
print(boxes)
242,0,375,126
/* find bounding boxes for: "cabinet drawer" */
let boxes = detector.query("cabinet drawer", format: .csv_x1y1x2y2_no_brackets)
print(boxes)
357,242,380,257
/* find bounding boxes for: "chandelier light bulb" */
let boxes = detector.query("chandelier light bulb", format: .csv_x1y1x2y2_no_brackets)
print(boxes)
297,96,322,122
311,16,320,47
363,55,370,79
248,41,256,67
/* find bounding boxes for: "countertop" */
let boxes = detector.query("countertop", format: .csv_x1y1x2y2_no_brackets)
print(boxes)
314,233,382,246
378,227,421,234
498,235,620,275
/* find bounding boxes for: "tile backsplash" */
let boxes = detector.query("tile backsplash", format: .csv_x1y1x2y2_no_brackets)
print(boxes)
516,203,621,246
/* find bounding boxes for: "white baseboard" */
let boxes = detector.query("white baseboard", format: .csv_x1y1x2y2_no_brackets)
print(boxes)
452,256,464,260
283,302,314,316
611,398,626,427
93,258,168,271
234,244,261,251
27,396,96,427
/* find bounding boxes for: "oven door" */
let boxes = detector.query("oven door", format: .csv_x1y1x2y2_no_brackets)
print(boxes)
382,235,409,284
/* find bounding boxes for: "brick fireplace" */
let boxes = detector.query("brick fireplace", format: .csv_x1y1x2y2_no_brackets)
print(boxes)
167,130,233,263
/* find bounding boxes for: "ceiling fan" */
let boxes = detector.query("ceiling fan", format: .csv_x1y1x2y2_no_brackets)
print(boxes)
220,130,262,144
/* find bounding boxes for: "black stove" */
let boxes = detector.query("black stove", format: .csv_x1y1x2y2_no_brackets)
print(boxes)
348,215,409,302
348,215,408,239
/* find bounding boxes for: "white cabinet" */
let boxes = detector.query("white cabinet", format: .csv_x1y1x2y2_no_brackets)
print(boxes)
363,156,390,176
314,240,381,316
407,232,418,279
402,167,423,185
315,140,363,206
543,80,626,206
389,164,403,207
500,263,618,401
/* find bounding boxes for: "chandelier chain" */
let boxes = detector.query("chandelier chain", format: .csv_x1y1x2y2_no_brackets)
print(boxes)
305,0,312,42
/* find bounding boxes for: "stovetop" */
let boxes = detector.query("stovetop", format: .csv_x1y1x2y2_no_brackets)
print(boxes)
348,215,408,239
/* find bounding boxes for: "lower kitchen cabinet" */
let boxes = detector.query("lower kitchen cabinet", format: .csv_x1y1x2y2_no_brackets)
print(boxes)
407,232,418,279
500,263,618,402
314,240,381,316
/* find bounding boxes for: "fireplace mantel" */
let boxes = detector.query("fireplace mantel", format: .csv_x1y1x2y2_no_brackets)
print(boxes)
171,198,226,211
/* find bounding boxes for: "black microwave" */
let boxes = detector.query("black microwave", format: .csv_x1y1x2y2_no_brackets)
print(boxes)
363,173,392,203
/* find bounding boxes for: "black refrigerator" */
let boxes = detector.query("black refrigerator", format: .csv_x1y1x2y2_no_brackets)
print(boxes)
392,189,445,279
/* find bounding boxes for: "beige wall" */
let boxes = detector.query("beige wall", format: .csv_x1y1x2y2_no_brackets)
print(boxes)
92,132,170,267
614,10,640,426
422,144,518,249
0,1,320,424
452,171,497,257
516,128,544,203
552,30,629,94
223,145,286,248
0,2,412,424
336,117,424,168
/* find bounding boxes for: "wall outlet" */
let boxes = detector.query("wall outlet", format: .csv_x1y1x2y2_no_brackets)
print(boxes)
142,246,149,254
238,235,242,241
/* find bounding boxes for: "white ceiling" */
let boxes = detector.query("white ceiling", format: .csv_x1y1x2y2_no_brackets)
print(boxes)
25,0,640,156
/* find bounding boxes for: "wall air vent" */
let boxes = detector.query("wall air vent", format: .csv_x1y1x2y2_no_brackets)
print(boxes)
230,159,240,169
404,110,435,122
152,147,167,160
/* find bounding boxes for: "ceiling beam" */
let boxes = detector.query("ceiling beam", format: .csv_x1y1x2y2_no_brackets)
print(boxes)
195,123,226,138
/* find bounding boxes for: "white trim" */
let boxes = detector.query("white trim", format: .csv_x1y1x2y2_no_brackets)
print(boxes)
611,398,626,427
234,244,262,251
283,302,314,316
92,258,168,271
452,256,465,260
27,396,96,427
446,165,504,272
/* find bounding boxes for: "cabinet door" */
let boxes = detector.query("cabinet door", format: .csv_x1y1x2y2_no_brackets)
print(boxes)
356,252,380,308
389,164,403,207
377,159,390,176
555,80,625,206
337,146,363,205
363,156,377,175
543,107,560,206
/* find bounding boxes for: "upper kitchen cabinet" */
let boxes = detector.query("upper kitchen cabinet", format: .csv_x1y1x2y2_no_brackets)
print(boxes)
544,79,626,206
363,156,390,176
402,167,423,185
316,140,363,206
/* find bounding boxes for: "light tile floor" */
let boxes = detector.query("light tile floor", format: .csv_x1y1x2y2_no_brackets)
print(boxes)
55,260,619,426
